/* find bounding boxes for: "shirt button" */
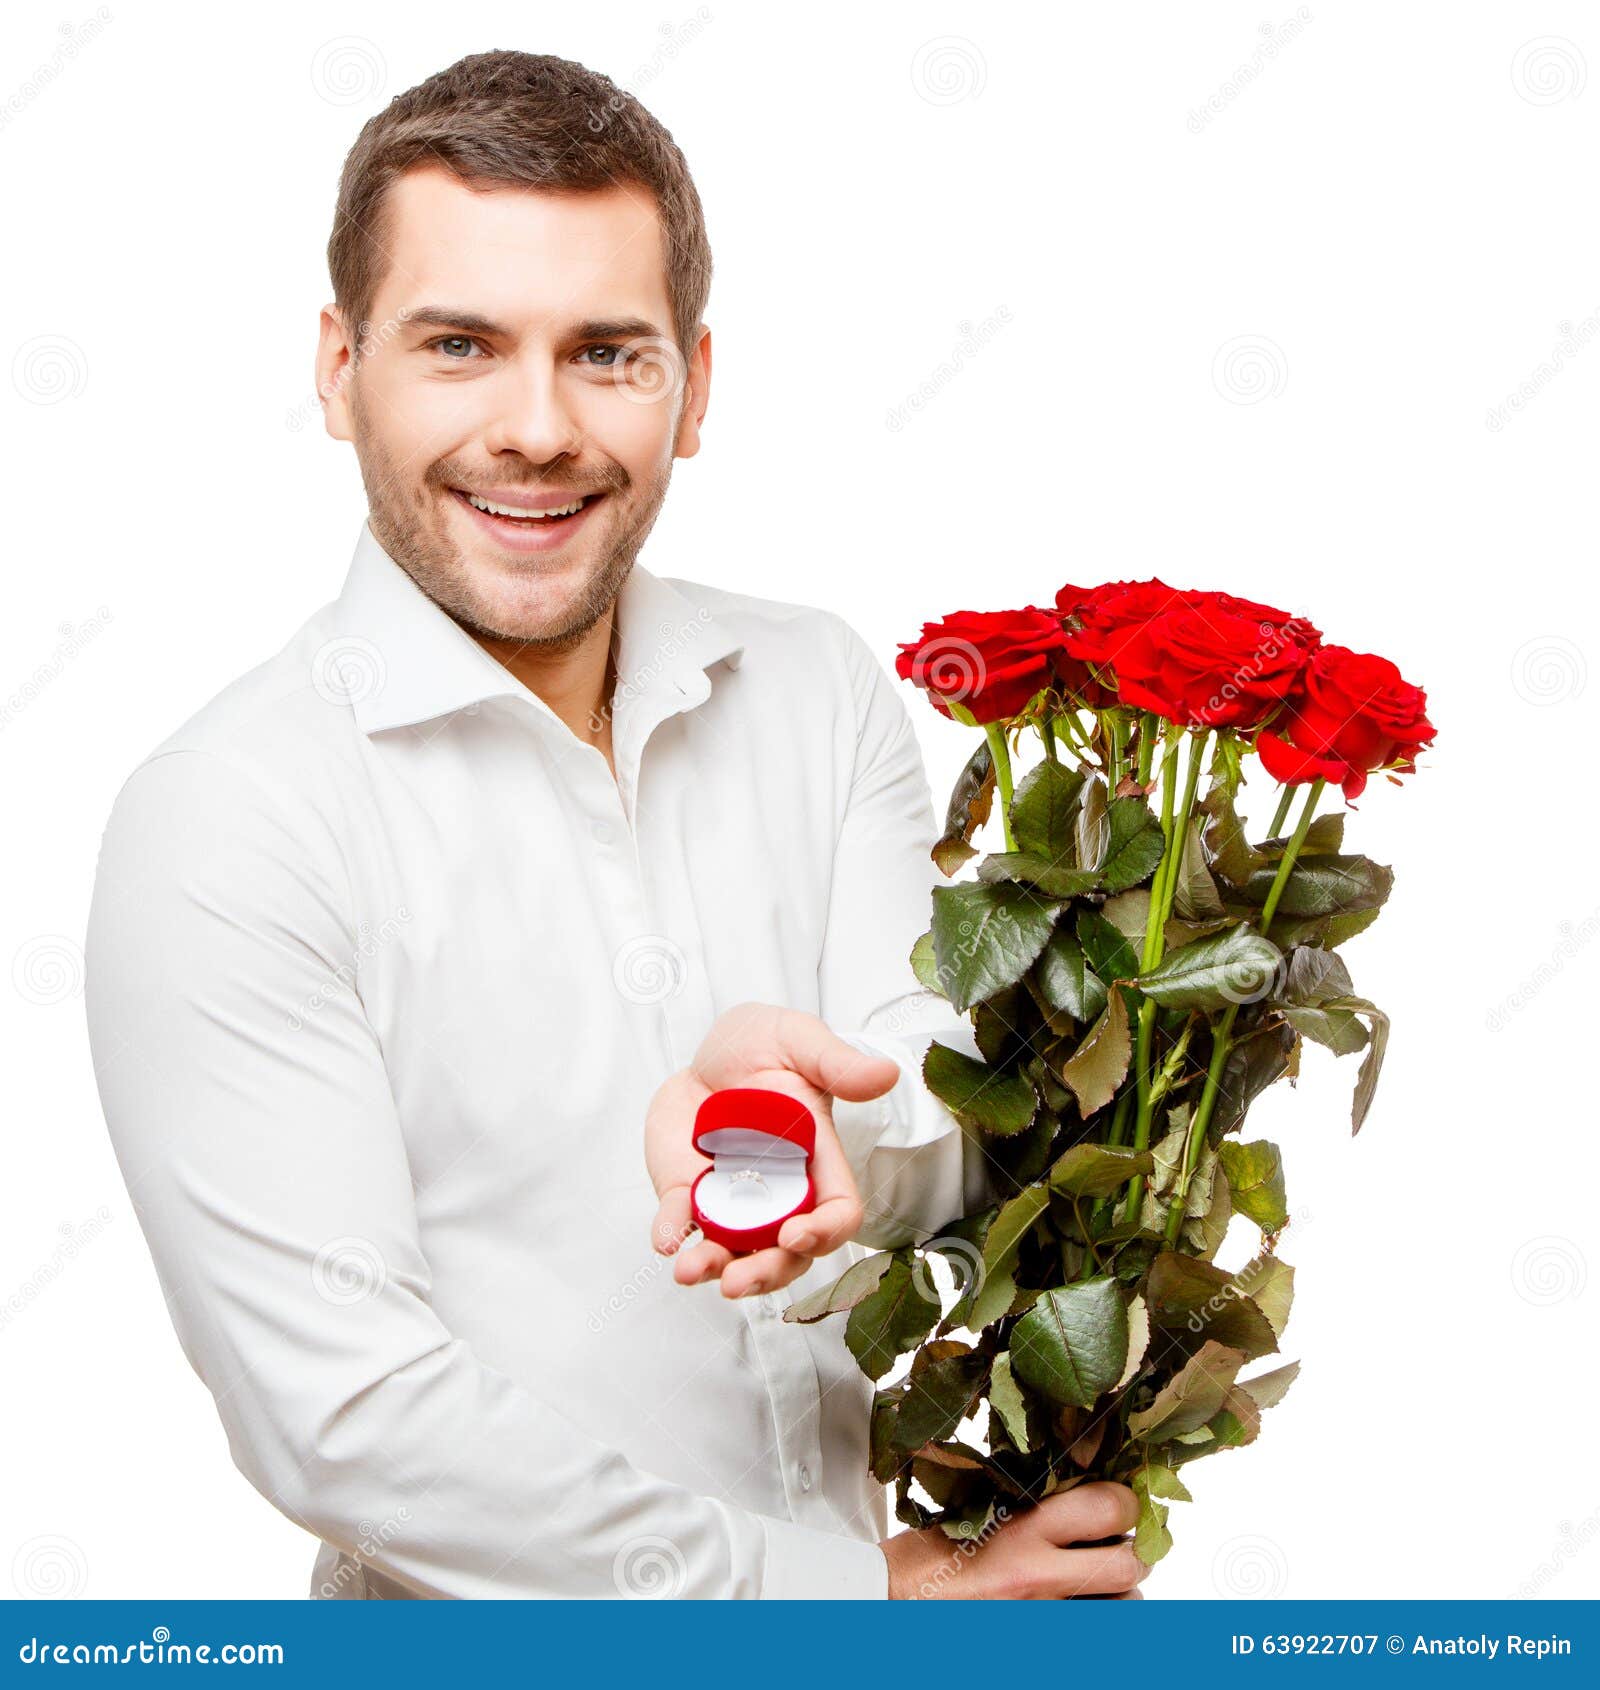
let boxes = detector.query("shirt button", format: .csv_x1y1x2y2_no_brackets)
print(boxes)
591,819,615,844
798,1463,813,1492
760,1293,781,1320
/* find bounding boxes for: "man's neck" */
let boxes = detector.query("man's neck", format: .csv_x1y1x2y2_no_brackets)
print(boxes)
470,612,618,777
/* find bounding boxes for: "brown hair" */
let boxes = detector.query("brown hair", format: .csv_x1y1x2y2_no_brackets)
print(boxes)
327,49,711,359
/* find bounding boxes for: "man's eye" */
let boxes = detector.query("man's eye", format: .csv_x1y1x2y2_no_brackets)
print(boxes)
580,344,634,370
427,336,482,360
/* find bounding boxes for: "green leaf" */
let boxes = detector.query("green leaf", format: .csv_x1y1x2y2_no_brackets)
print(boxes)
1131,1483,1173,1565
1280,1003,1371,1056
1029,925,1108,1028
987,1352,1036,1454
1135,924,1284,1010
784,1252,896,1324
1101,889,1152,951
844,1249,942,1377
1327,995,1390,1133
1074,777,1109,871
1053,988,1132,1116
892,1351,990,1450
1049,1141,1154,1199
922,1042,1038,1138
930,881,1061,1014
1218,1139,1288,1233
1076,908,1141,989
1098,797,1167,893
1239,1358,1300,1412
1141,1462,1194,1503
1128,1340,1246,1439
909,929,946,996
1008,1279,1129,1408
1232,1254,1295,1340
932,740,994,877
1145,1252,1279,1362
966,1185,1051,1329
976,851,1101,899
1172,817,1226,921
1010,760,1088,860
1237,853,1393,919
1200,785,1268,888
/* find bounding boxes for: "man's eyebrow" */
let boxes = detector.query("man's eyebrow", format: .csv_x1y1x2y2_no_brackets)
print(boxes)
403,307,668,342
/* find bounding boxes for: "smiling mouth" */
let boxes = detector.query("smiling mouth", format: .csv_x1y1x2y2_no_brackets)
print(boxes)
448,487,605,526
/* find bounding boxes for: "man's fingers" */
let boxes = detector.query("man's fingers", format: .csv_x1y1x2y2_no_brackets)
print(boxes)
717,1246,806,1299
1050,1539,1148,1598
673,1237,733,1286
651,1187,695,1255
774,1011,900,1102
777,1192,860,1256
1031,1481,1141,1545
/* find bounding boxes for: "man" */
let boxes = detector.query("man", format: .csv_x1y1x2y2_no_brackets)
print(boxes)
84,49,1145,1600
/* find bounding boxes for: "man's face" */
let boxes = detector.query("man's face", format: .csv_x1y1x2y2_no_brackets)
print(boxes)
318,167,708,647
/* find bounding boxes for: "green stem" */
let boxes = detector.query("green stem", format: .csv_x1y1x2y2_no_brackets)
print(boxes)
1040,717,1059,763
984,721,1016,851
1134,712,1158,785
1161,778,1326,1245
1267,784,1295,838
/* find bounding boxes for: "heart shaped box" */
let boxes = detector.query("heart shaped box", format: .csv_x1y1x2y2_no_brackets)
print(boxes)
690,1087,816,1253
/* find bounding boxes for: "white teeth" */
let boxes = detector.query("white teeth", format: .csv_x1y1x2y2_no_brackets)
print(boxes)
465,492,585,519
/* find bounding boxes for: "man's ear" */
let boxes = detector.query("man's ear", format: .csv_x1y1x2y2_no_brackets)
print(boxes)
315,304,355,443
673,324,711,460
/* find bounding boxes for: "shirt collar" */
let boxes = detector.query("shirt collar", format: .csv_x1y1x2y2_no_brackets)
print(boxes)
332,521,744,737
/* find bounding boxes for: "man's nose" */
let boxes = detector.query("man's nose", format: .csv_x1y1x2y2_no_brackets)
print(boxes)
481,358,584,463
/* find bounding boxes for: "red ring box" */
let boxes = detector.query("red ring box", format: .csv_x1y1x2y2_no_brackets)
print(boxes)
690,1088,817,1253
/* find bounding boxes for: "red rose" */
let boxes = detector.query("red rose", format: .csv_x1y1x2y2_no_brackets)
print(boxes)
895,607,1068,724
1063,581,1320,729
1256,644,1436,800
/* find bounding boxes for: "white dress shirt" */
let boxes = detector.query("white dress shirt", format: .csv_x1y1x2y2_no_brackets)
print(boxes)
84,523,994,1600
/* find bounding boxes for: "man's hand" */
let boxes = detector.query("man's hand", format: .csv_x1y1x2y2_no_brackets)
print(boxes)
880,1482,1150,1599
646,1002,900,1298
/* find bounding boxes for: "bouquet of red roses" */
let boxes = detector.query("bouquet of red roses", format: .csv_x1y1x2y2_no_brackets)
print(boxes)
785,578,1434,1566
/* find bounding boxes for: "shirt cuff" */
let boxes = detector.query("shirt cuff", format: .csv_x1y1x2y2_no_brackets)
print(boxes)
759,1514,890,1599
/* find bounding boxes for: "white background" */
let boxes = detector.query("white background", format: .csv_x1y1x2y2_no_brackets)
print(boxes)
3,0,1597,1601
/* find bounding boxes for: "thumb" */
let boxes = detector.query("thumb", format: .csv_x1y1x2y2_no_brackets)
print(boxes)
776,1013,900,1102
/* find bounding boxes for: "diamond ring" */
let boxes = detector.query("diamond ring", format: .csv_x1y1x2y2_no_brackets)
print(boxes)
728,1168,769,1197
